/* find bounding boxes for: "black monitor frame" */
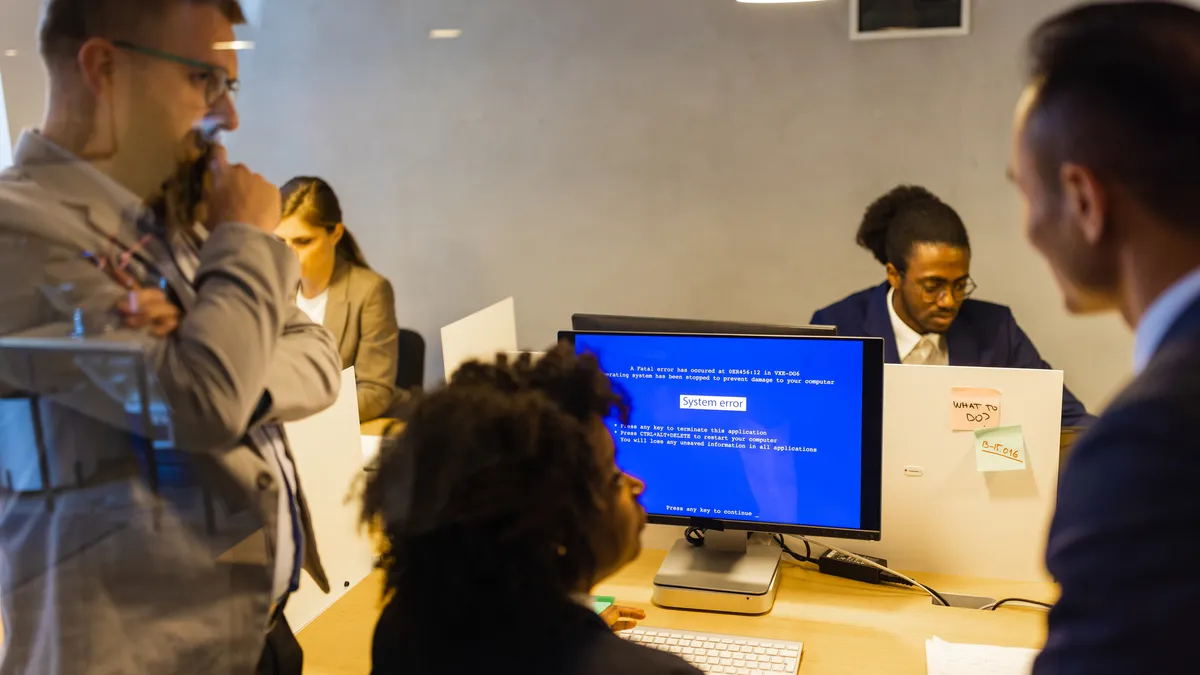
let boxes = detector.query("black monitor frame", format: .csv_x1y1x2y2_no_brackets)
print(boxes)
571,313,837,337
559,330,884,541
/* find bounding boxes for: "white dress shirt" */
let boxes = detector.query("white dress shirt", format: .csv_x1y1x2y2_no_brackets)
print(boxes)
887,287,949,366
1133,266,1200,374
296,289,329,325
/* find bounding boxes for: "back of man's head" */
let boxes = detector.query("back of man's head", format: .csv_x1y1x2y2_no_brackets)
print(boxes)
39,0,246,70
1026,1,1200,230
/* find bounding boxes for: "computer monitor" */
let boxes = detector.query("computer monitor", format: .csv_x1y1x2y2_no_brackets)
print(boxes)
560,330,884,614
571,313,837,337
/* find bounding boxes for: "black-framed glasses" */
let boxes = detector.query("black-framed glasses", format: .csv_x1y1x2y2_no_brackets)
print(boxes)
112,41,239,107
906,274,977,302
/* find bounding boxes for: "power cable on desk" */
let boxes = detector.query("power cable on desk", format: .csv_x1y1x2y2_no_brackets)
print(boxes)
788,535,951,608
983,598,1053,612
773,534,813,564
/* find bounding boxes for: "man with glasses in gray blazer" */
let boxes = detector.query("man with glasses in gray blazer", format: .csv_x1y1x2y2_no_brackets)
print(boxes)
0,1,340,673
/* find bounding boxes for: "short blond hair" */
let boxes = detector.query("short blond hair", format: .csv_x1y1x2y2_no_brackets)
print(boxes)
39,0,247,67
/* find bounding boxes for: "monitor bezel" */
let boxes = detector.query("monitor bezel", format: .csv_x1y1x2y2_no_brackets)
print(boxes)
571,313,837,337
559,330,884,541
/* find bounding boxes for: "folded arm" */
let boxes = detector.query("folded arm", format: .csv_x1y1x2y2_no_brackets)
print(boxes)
255,304,341,424
0,222,341,451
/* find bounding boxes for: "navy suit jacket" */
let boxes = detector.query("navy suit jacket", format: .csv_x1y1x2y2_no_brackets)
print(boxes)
811,283,1095,427
1034,294,1200,674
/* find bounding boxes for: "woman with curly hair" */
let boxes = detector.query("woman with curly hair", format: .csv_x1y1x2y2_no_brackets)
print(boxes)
361,343,700,675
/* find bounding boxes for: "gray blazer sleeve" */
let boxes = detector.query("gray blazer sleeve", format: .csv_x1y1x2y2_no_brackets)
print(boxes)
259,303,343,424
353,277,399,421
152,222,341,448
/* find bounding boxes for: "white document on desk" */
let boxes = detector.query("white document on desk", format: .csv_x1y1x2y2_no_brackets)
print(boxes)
926,636,1038,675
361,434,382,467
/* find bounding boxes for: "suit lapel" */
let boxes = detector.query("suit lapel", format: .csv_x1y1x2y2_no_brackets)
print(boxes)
12,133,145,253
865,283,901,363
323,260,351,351
10,133,196,303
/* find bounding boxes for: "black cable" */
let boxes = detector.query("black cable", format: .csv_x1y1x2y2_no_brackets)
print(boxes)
774,534,813,563
988,598,1053,611
684,527,705,546
795,535,952,608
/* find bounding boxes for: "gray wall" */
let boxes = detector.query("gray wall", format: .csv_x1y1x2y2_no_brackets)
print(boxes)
1,0,1133,410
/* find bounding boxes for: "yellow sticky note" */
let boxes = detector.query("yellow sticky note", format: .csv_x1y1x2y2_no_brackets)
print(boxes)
974,425,1027,472
950,387,1001,431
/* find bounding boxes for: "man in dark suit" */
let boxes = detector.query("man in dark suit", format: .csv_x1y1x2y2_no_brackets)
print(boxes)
1009,2,1200,672
811,185,1095,427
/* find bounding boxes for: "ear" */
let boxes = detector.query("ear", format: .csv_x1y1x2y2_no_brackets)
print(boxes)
76,38,118,98
1059,162,1107,246
885,262,902,290
331,222,345,245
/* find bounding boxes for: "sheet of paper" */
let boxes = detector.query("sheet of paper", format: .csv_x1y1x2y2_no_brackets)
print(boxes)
440,297,519,381
950,387,1002,431
926,636,1038,675
974,425,1028,473
361,435,382,468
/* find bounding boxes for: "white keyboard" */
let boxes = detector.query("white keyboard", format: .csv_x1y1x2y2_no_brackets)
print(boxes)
619,626,803,674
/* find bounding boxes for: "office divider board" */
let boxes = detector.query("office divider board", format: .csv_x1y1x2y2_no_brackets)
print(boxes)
828,364,1063,582
283,367,376,630
643,364,1063,583
439,297,518,381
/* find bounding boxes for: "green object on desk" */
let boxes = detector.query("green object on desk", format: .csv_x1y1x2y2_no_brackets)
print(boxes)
592,596,615,614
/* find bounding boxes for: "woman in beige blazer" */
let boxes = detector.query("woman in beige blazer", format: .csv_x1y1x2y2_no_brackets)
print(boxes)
277,177,400,421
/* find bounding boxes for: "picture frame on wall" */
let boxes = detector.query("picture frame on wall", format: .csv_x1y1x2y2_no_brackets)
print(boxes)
850,0,971,41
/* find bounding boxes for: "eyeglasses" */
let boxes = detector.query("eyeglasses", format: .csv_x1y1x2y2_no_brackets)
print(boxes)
112,41,240,107
907,275,977,302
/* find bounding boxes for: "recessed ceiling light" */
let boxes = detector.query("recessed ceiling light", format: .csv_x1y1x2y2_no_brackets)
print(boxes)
3,50,17,57
429,29,462,39
213,40,254,51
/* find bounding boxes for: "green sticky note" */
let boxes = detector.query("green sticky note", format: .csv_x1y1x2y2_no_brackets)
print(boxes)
974,425,1028,472
592,596,615,614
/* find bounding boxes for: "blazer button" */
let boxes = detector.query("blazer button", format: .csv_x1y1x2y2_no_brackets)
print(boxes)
256,473,273,490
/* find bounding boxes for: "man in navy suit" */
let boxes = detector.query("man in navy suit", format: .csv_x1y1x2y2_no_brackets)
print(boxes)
1011,3,1200,672
811,185,1095,427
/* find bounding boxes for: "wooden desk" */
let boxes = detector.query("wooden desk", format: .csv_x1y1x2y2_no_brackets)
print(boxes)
298,549,1054,675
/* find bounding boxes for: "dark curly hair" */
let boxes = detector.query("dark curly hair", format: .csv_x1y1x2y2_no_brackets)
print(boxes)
360,342,629,660
856,185,970,272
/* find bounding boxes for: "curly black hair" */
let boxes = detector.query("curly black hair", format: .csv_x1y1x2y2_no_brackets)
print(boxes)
360,342,629,646
855,185,970,272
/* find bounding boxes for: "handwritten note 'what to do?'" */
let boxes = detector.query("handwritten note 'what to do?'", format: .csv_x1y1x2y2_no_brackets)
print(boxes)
974,425,1028,473
950,387,1002,431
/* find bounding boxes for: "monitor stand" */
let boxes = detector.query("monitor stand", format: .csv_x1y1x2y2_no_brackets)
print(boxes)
651,530,782,615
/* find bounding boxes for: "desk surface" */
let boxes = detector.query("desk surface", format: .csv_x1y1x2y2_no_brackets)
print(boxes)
298,548,1054,675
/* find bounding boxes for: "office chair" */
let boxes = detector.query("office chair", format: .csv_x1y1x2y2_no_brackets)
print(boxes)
395,329,425,391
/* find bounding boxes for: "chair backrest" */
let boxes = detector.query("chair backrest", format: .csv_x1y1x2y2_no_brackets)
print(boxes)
396,329,426,390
